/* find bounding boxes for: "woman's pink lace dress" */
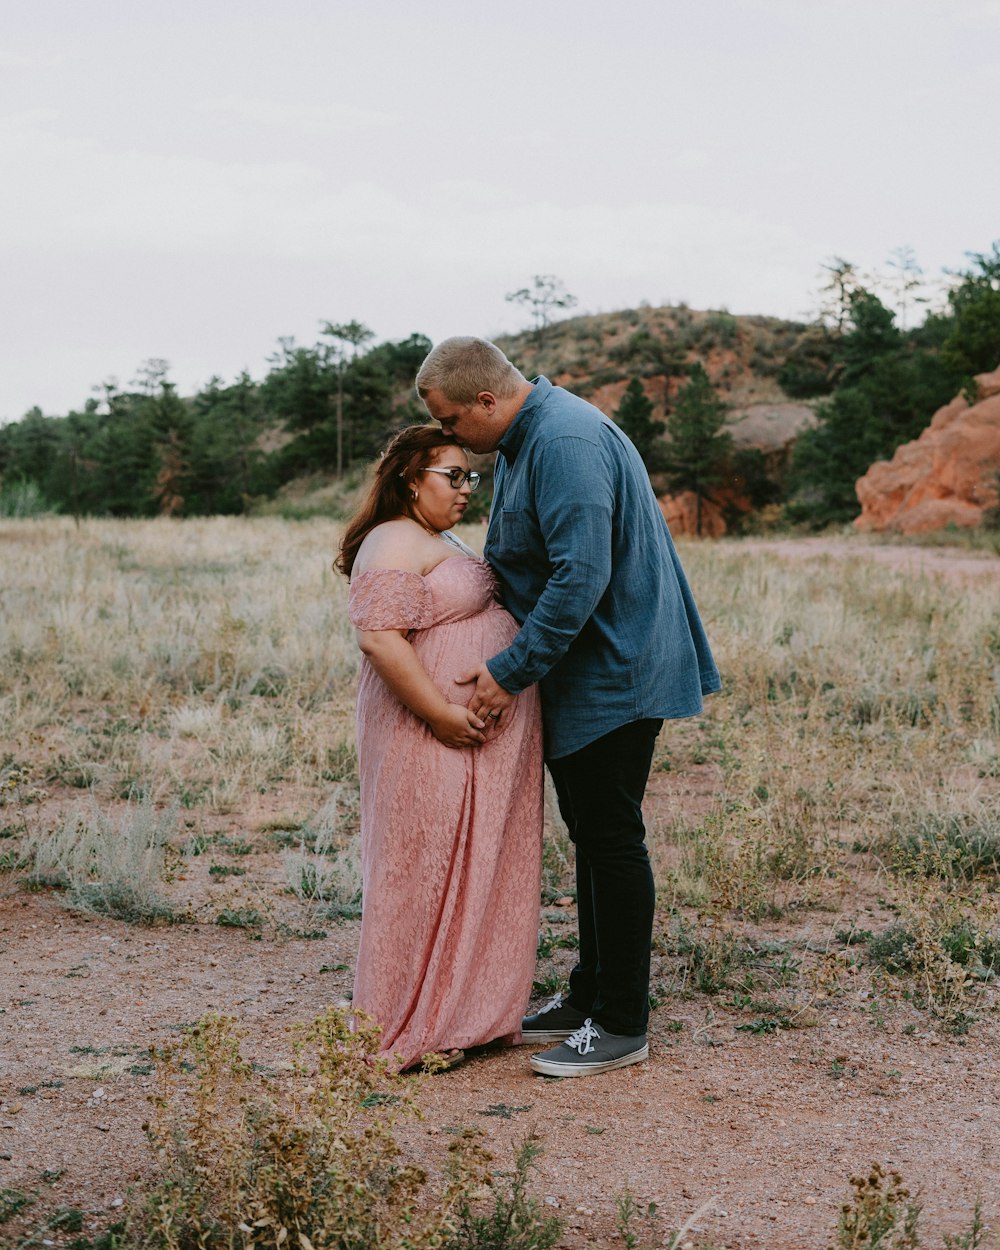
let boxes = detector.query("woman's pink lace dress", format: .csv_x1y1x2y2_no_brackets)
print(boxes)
348,554,544,1070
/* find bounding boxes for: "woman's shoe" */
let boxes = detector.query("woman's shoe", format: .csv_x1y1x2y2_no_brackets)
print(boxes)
419,1048,466,1073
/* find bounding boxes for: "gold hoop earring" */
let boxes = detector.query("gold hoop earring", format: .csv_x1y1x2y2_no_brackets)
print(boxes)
410,490,418,500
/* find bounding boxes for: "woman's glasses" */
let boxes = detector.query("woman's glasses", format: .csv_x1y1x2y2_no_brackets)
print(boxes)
418,467,481,491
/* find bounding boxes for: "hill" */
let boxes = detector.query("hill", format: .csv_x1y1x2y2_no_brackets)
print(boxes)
260,304,820,529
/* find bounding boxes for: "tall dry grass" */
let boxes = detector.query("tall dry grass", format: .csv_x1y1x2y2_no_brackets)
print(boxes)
1,516,359,811
653,542,1000,1026
2,517,998,1022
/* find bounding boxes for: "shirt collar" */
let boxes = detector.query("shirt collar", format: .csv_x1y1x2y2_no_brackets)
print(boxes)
498,376,551,463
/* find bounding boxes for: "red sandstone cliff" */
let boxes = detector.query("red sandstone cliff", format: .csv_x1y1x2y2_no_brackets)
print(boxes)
854,365,1000,534
658,491,731,539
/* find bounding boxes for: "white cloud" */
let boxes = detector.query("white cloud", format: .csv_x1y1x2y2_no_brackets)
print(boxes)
0,50,67,70
0,111,806,304
195,95,397,135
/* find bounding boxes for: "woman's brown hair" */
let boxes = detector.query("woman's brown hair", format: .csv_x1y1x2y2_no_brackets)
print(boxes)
334,425,468,578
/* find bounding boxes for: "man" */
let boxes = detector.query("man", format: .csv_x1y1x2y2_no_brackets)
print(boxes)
416,337,720,1078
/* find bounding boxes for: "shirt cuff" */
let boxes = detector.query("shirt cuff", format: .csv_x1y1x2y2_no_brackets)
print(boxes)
486,650,528,695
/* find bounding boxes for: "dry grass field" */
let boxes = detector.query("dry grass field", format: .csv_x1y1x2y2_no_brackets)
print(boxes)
1,516,999,1250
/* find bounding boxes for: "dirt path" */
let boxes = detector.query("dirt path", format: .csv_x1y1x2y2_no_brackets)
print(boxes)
3,883,998,1249
728,536,999,586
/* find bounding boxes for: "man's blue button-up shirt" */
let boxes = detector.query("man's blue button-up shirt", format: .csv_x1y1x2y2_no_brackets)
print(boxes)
484,376,721,760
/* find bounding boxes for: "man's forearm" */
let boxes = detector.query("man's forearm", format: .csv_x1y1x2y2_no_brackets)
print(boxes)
486,554,608,690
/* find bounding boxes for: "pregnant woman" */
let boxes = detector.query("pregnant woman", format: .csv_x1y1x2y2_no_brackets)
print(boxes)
335,425,543,1072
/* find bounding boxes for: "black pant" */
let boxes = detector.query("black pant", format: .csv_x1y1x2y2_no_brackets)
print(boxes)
546,718,662,1037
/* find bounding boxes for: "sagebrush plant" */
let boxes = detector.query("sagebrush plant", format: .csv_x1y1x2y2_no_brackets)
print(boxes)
134,1009,520,1250
25,790,178,923
281,786,363,909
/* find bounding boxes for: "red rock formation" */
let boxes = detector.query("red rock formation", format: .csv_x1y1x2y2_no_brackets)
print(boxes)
658,490,730,539
854,365,1000,534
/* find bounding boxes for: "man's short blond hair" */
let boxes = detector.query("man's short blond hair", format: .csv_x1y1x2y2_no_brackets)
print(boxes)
415,336,526,405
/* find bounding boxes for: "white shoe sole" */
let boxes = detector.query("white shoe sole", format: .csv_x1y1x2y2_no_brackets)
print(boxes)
530,1042,649,1077
519,1029,577,1045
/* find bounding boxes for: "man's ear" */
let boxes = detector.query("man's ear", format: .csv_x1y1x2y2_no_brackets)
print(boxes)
476,391,498,413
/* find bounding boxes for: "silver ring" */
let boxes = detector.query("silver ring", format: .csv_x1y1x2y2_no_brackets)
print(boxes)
488,711,501,720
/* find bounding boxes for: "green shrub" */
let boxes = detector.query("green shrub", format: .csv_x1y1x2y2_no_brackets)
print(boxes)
0,479,54,517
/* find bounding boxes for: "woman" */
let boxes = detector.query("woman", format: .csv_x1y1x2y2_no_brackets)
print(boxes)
335,426,543,1072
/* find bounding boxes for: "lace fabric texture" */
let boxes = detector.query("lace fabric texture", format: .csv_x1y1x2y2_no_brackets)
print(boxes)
348,568,434,632
348,556,544,1070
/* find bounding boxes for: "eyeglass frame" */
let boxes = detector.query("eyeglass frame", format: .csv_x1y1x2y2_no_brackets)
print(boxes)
417,466,481,491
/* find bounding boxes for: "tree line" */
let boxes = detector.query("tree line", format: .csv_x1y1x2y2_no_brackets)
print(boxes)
1,247,997,528
0,330,431,519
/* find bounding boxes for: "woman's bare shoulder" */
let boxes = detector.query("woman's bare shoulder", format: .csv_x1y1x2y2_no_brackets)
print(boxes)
354,520,434,576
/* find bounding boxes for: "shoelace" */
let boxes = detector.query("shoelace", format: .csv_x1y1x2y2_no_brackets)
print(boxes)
565,1018,600,1055
537,992,565,1016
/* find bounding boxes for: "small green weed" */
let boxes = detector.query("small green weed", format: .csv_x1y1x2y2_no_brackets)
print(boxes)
735,1015,788,1035
443,1133,562,1250
478,1104,532,1120
536,926,578,958
214,907,262,929
0,1188,34,1224
531,973,562,997
276,923,328,941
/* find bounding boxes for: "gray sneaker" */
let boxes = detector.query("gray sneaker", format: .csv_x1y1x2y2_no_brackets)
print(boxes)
520,991,588,1044
530,1018,648,1077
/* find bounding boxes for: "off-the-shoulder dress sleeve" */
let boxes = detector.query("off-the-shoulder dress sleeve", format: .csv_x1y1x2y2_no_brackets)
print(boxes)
348,569,434,631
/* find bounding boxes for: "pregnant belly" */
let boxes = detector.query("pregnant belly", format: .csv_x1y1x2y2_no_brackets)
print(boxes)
410,609,519,704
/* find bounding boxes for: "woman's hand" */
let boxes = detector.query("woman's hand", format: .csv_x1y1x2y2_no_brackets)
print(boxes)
428,703,487,748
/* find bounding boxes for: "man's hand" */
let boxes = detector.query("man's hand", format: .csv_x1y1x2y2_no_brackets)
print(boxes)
428,703,487,748
456,665,515,728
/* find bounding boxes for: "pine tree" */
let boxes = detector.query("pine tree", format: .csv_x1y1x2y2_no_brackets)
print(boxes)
145,381,194,516
662,364,732,535
941,242,1000,385
320,320,375,476
613,377,665,472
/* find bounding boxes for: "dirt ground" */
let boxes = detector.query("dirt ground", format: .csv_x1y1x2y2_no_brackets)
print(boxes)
729,535,999,587
2,538,999,1249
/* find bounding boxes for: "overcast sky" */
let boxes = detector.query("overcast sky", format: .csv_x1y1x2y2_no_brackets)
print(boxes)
2,0,999,422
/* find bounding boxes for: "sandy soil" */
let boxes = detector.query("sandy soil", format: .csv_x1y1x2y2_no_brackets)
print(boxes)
2,538,999,1249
